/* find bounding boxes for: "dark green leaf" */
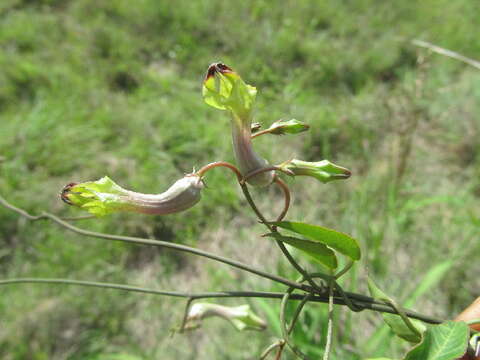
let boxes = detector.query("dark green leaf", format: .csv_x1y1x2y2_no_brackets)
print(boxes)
270,221,361,261
264,233,338,269
404,321,469,360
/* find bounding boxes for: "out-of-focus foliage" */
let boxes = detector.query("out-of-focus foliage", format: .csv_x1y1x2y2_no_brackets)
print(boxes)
1,0,479,359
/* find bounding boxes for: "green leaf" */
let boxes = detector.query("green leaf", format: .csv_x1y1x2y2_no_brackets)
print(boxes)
364,358,395,360
270,221,361,261
368,277,426,343
264,233,338,269
404,321,469,360
364,261,454,352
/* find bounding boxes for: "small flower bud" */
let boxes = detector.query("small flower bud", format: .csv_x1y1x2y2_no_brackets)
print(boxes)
277,159,351,183
267,119,309,135
203,63,274,187
251,122,262,133
61,175,204,216
185,303,267,331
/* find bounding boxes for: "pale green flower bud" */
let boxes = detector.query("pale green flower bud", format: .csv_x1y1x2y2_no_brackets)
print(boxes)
277,159,351,183
185,303,267,331
61,175,204,216
203,63,274,187
267,119,309,135
251,122,262,133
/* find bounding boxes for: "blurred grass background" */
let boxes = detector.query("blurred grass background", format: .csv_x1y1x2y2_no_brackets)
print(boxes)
0,0,479,359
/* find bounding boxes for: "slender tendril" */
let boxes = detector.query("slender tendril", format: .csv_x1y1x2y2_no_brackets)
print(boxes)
335,260,354,280
0,194,306,291
280,288,309,359
195,161,243,180
323,275,335,360
274,177,290,223
260,340,285,360
241,166,293,184
251,128,273,139
288,293,312,335
180,297,195,333
0,194,444,324
239,179,325,294
383,297,423,339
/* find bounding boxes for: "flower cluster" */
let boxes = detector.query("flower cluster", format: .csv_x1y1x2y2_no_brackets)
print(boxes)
61,63,350,216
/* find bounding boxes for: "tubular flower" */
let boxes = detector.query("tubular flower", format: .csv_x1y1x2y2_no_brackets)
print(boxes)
202,62,274,187
61,175,204,216
277,159,351,184
185,303,267,331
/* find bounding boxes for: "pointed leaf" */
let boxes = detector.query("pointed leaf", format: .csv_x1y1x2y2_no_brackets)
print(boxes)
264,233,338,269
404,321,469,360
365,261,454,352
270,221,361,261
368,277,426,343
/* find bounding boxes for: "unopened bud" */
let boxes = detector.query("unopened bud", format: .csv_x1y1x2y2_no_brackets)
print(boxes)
61,175,204,216
251,122,262,133
268,119,309,135
277,159,351,183
185,303,266,331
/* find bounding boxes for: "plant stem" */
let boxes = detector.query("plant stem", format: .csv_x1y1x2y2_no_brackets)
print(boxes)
323,276,335,360
0,195,306,291
195,161,243,180
0,195,445,324
411,39,480,70
251,128,273,139
280,288,308,359
239,180,324,294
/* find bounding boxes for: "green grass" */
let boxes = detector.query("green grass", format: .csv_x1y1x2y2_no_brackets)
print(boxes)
1,0,480,359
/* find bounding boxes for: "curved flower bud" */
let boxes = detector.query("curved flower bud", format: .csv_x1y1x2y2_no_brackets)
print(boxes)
185,303,267,331
203,62,274,187
277,159,351,183
61,175,204,216
267,119,310,135
250,122,262,133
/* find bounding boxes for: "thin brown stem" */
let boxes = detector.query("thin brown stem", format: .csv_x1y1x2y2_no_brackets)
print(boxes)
251,128,273,139
239,182,325,295
274,176,290,222
195,161,243,180
180,297,195,333
241,166,293,184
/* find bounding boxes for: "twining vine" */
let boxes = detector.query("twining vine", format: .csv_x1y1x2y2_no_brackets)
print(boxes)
1,63,477,360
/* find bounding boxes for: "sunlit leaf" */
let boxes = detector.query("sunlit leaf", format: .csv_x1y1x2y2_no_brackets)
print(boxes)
264,233,338,269
404,321,469,360
270,221,361,260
